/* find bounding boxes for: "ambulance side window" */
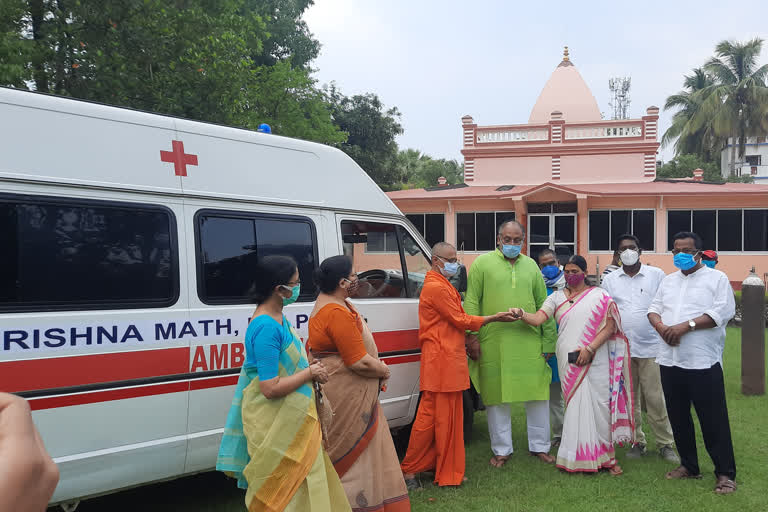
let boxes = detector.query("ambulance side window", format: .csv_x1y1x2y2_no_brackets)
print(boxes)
340,220,430,299
196,211,318,304
0,195,178,311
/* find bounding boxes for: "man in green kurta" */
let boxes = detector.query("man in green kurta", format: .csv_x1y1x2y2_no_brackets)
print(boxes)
465,220,556,467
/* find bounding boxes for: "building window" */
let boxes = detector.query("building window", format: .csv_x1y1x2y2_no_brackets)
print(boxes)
365,231,399,253
196,211,317,303
456,211,515,252
406,213,445,248
588,210,655,252
667,209,768,252
745,155,762,166
0,195,178,311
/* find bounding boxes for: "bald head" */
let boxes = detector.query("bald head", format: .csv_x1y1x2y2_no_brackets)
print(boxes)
432,242,455,256
431,242,457,270
498,220,525,236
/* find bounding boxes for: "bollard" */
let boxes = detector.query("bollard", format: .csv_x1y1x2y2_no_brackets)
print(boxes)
741,267,766,395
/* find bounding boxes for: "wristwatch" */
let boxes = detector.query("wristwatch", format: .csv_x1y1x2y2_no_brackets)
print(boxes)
688,319,696,331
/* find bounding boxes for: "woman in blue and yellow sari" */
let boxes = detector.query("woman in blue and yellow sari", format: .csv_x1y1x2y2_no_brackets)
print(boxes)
217,255,350,512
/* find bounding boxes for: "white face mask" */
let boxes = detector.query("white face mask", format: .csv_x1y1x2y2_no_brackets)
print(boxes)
620,249,639,266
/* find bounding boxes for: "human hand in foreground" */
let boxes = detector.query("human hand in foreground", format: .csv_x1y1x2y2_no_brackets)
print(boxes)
508,307,524,319
309,360,329,384
0,393,59,512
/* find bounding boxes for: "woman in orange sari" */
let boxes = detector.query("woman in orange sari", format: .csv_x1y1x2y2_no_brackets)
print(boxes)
309,255,411,512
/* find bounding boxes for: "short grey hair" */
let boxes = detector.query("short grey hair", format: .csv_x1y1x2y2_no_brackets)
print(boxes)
498,220,526,238
431,242,455,255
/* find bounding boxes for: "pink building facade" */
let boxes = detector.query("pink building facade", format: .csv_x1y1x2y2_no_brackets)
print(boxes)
388,49,768,287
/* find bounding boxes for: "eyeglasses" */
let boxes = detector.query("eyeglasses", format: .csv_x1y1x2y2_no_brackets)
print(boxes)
436,255,459,264
671,249,699,255
499,237,525,245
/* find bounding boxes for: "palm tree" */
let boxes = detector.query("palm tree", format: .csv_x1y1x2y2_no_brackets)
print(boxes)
690,38,768,176
662,68,718,159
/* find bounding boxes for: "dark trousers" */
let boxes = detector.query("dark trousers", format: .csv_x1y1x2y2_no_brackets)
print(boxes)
660,363,736,479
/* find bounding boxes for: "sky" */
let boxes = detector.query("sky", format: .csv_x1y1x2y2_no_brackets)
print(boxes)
304,0,767,163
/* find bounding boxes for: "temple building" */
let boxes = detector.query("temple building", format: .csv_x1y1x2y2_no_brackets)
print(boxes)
387,48,768,286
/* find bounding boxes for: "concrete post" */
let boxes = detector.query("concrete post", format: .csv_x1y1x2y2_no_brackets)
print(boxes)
741,267,766,395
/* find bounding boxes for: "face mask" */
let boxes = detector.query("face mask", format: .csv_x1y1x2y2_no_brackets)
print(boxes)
281,284,300,305
703,260,717,269
501,244,522,259
620,249,639,266
673,252,698,271
441,262,460,277
343,278,360,297
541,265,560,280
565,273,585,287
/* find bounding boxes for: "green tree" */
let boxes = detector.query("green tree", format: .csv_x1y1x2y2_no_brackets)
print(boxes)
690,38,768,176
0,0,344,144
245,0,319,68
662,68,719,160
657,154,723,182
328,85,404,189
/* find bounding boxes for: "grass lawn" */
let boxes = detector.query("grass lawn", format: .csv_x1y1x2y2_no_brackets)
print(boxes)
73,328,767,512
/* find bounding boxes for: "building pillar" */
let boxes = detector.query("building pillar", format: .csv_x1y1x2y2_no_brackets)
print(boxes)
657,195,666,253
461,115,476,183
513,197,527,254
445,200,456,247
577,194,588,256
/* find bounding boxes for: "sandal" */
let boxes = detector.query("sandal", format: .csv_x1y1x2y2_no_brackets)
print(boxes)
714,476,737,495
404,477,421,491
608,464,623,476
665,465,702,480
489,455,510,468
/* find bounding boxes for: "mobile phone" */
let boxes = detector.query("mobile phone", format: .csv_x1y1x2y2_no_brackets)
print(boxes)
567,350,580,364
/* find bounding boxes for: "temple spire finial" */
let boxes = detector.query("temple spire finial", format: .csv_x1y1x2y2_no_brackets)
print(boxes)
558,46,574,67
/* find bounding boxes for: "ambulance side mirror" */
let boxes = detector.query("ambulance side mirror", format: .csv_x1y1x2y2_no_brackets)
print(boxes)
450,265,467,294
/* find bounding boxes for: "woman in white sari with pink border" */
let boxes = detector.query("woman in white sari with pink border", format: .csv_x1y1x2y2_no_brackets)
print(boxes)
512,255,634,475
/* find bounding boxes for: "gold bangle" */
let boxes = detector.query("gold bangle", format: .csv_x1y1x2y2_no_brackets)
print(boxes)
585,345,595,354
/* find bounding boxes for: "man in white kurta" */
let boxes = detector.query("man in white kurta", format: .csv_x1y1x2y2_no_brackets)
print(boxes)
601,234,678,463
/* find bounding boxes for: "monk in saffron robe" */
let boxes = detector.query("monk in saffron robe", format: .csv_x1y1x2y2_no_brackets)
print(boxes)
401,242,517,487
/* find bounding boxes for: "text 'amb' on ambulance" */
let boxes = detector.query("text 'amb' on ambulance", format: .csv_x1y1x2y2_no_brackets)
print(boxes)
0,87,475,508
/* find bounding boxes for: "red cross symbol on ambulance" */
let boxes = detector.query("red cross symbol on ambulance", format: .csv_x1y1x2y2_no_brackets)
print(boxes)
160,140,198,177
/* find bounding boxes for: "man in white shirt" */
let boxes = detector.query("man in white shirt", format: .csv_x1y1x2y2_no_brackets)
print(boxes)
602,234,678,463
647,231,737,495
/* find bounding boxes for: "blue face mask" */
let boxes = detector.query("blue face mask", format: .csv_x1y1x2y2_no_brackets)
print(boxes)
281,285,300,305
441,261,460,277
501,244,522,259
673,252,698,271
703,260,717,269
541,265,561,280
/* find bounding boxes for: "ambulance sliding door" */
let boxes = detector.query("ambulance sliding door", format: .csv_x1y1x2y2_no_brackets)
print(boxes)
0,191,191,503
335,215,430,428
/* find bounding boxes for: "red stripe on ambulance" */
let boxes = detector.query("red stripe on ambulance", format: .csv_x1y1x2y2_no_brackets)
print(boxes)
1,347,189,394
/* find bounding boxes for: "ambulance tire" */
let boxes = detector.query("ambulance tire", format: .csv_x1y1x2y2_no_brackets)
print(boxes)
462,389,474,442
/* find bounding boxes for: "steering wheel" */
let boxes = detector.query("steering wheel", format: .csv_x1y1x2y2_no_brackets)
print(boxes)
357,269,392,298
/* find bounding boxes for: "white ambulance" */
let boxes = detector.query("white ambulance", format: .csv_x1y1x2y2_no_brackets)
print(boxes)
0,88,457,508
